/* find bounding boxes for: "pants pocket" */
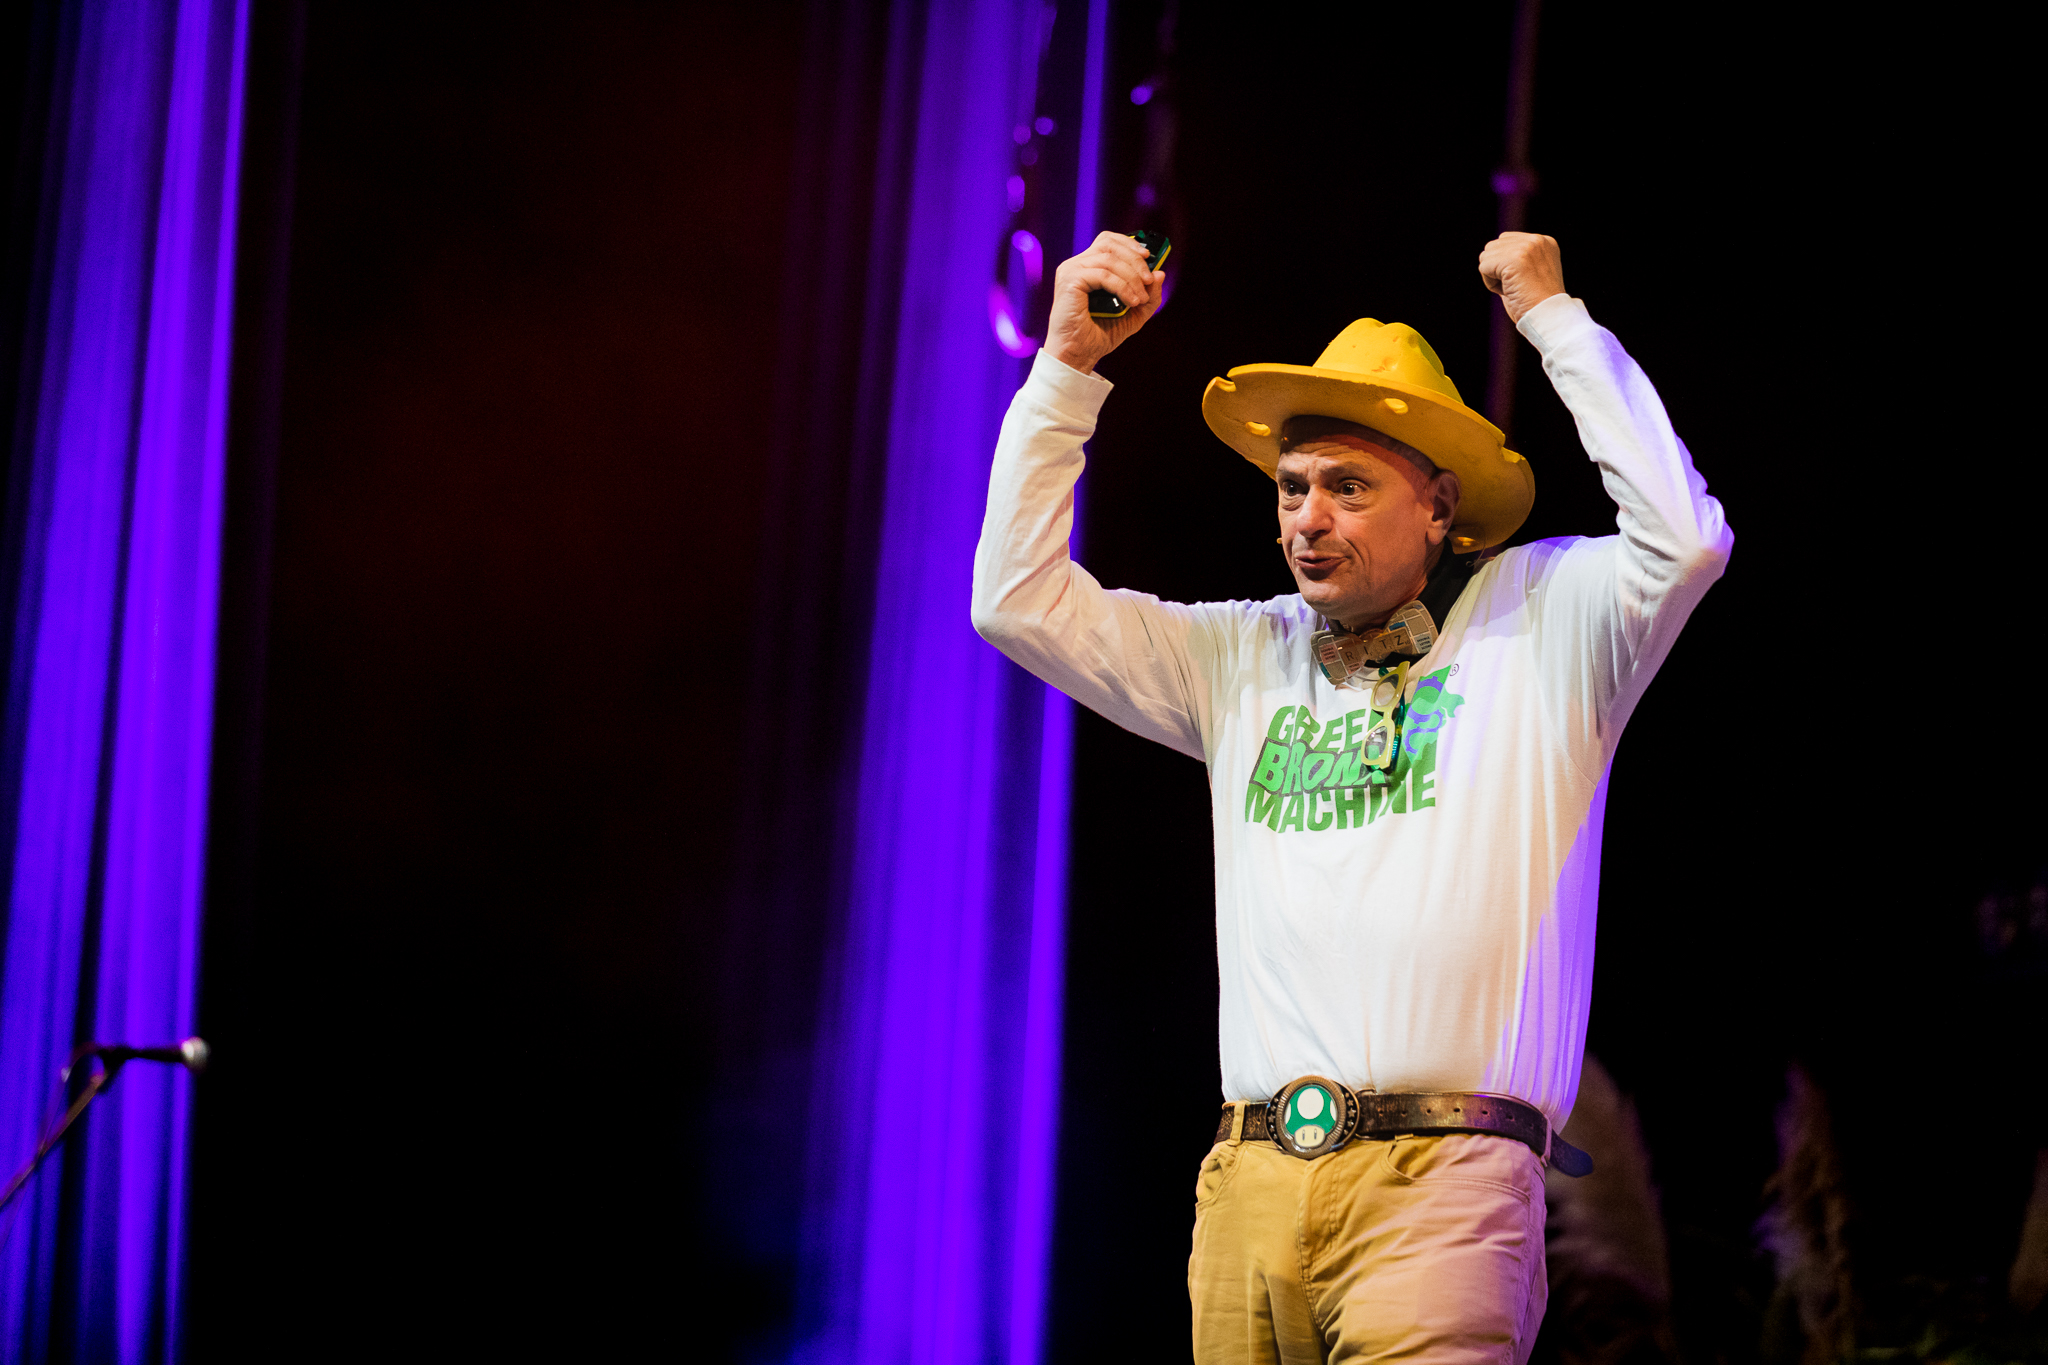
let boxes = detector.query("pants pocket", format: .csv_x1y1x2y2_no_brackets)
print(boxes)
1379,1133,1536,1205
1193,1140,1240,1210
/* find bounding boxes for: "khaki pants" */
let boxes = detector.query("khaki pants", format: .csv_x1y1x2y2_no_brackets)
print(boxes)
1188,1122,1548,1364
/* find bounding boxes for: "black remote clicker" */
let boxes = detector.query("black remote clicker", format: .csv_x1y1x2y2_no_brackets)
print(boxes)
1089,229,1171,319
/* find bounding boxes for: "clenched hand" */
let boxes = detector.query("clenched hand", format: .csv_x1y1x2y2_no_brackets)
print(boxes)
1045,231,1167,375
1478,232,1565,323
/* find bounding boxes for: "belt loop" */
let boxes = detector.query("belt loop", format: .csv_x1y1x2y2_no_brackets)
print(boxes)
1229,1101,1246,1146
1540,1119,1554,1167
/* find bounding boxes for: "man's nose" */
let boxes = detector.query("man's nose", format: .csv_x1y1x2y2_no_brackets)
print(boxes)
1294,487,1337,537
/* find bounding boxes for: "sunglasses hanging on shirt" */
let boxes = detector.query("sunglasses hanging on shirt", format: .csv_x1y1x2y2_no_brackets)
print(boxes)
1356,661,1410,780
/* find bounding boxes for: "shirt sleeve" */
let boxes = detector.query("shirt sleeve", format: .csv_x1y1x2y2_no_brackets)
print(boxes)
1513,294,1733,759
970,350,1228,762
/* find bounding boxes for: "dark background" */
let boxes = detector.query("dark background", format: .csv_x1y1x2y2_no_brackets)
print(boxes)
0,0,2015,1358
187,2,811,1357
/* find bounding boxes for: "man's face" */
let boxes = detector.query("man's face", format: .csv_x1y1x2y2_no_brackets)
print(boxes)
1276,438,1460,631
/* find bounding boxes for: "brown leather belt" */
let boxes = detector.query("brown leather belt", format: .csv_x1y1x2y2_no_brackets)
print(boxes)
1214,1083,1594,1178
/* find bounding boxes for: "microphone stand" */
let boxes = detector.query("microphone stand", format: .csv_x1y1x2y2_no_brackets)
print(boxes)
0,1038,208,1221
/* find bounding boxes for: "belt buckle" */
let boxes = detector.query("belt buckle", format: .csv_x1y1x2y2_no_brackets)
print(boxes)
1269,1075,1359,1160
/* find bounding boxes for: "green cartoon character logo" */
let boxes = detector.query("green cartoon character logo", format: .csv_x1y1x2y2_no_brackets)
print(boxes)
1398,667,1463,757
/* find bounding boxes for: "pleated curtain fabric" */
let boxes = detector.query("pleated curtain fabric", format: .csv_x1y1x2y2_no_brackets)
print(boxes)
785,1,1097,1361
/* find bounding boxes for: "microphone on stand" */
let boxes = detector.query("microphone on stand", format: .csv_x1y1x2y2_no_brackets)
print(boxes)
69,1036,210,1076
1,1037,209,1222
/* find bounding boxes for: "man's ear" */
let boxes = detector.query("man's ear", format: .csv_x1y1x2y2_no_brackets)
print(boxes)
1430,470,1462,533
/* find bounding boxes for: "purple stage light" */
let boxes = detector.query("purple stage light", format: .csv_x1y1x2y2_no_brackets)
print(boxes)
1034,116,1055,136
1010,229,1043,286
1007,174,1027,214
1130,82,1153,105
1492,167,1538,196
0,0,248,1356
1134,182,1156,207
988,283,1038,359
989,234,1044,357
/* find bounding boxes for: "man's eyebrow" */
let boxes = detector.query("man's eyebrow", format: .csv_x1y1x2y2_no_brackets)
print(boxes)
1276,457,1381,481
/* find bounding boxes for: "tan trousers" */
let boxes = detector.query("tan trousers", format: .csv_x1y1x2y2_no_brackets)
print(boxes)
1188,1121,1548,1364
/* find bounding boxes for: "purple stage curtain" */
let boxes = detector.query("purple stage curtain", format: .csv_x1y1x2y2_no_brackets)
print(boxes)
791,1,1103,1361
0,1,247,1359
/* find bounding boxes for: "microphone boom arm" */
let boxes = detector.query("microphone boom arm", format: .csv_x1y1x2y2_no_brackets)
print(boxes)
0,1038,207,1222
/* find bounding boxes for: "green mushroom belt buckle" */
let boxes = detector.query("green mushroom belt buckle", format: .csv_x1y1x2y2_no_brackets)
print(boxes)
1271,1075,1360,1160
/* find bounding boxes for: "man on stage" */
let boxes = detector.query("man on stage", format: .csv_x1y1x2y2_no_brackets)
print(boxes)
971,229,1729,1361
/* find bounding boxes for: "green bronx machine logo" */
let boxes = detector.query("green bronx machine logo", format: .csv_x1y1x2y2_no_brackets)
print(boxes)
1243,665,1465,834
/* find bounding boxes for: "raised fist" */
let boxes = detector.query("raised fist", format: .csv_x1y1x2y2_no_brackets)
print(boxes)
1045,231,1167,375
1477,232,1565,323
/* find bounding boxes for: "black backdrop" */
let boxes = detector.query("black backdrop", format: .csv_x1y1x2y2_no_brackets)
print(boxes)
1057,5,2039,1356
104,1,2032,1359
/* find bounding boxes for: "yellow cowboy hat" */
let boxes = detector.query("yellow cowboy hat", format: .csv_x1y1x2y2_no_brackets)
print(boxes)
1200,319,1534,549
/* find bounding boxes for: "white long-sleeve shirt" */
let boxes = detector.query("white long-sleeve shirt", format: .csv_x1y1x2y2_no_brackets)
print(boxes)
971,295,1731,1125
